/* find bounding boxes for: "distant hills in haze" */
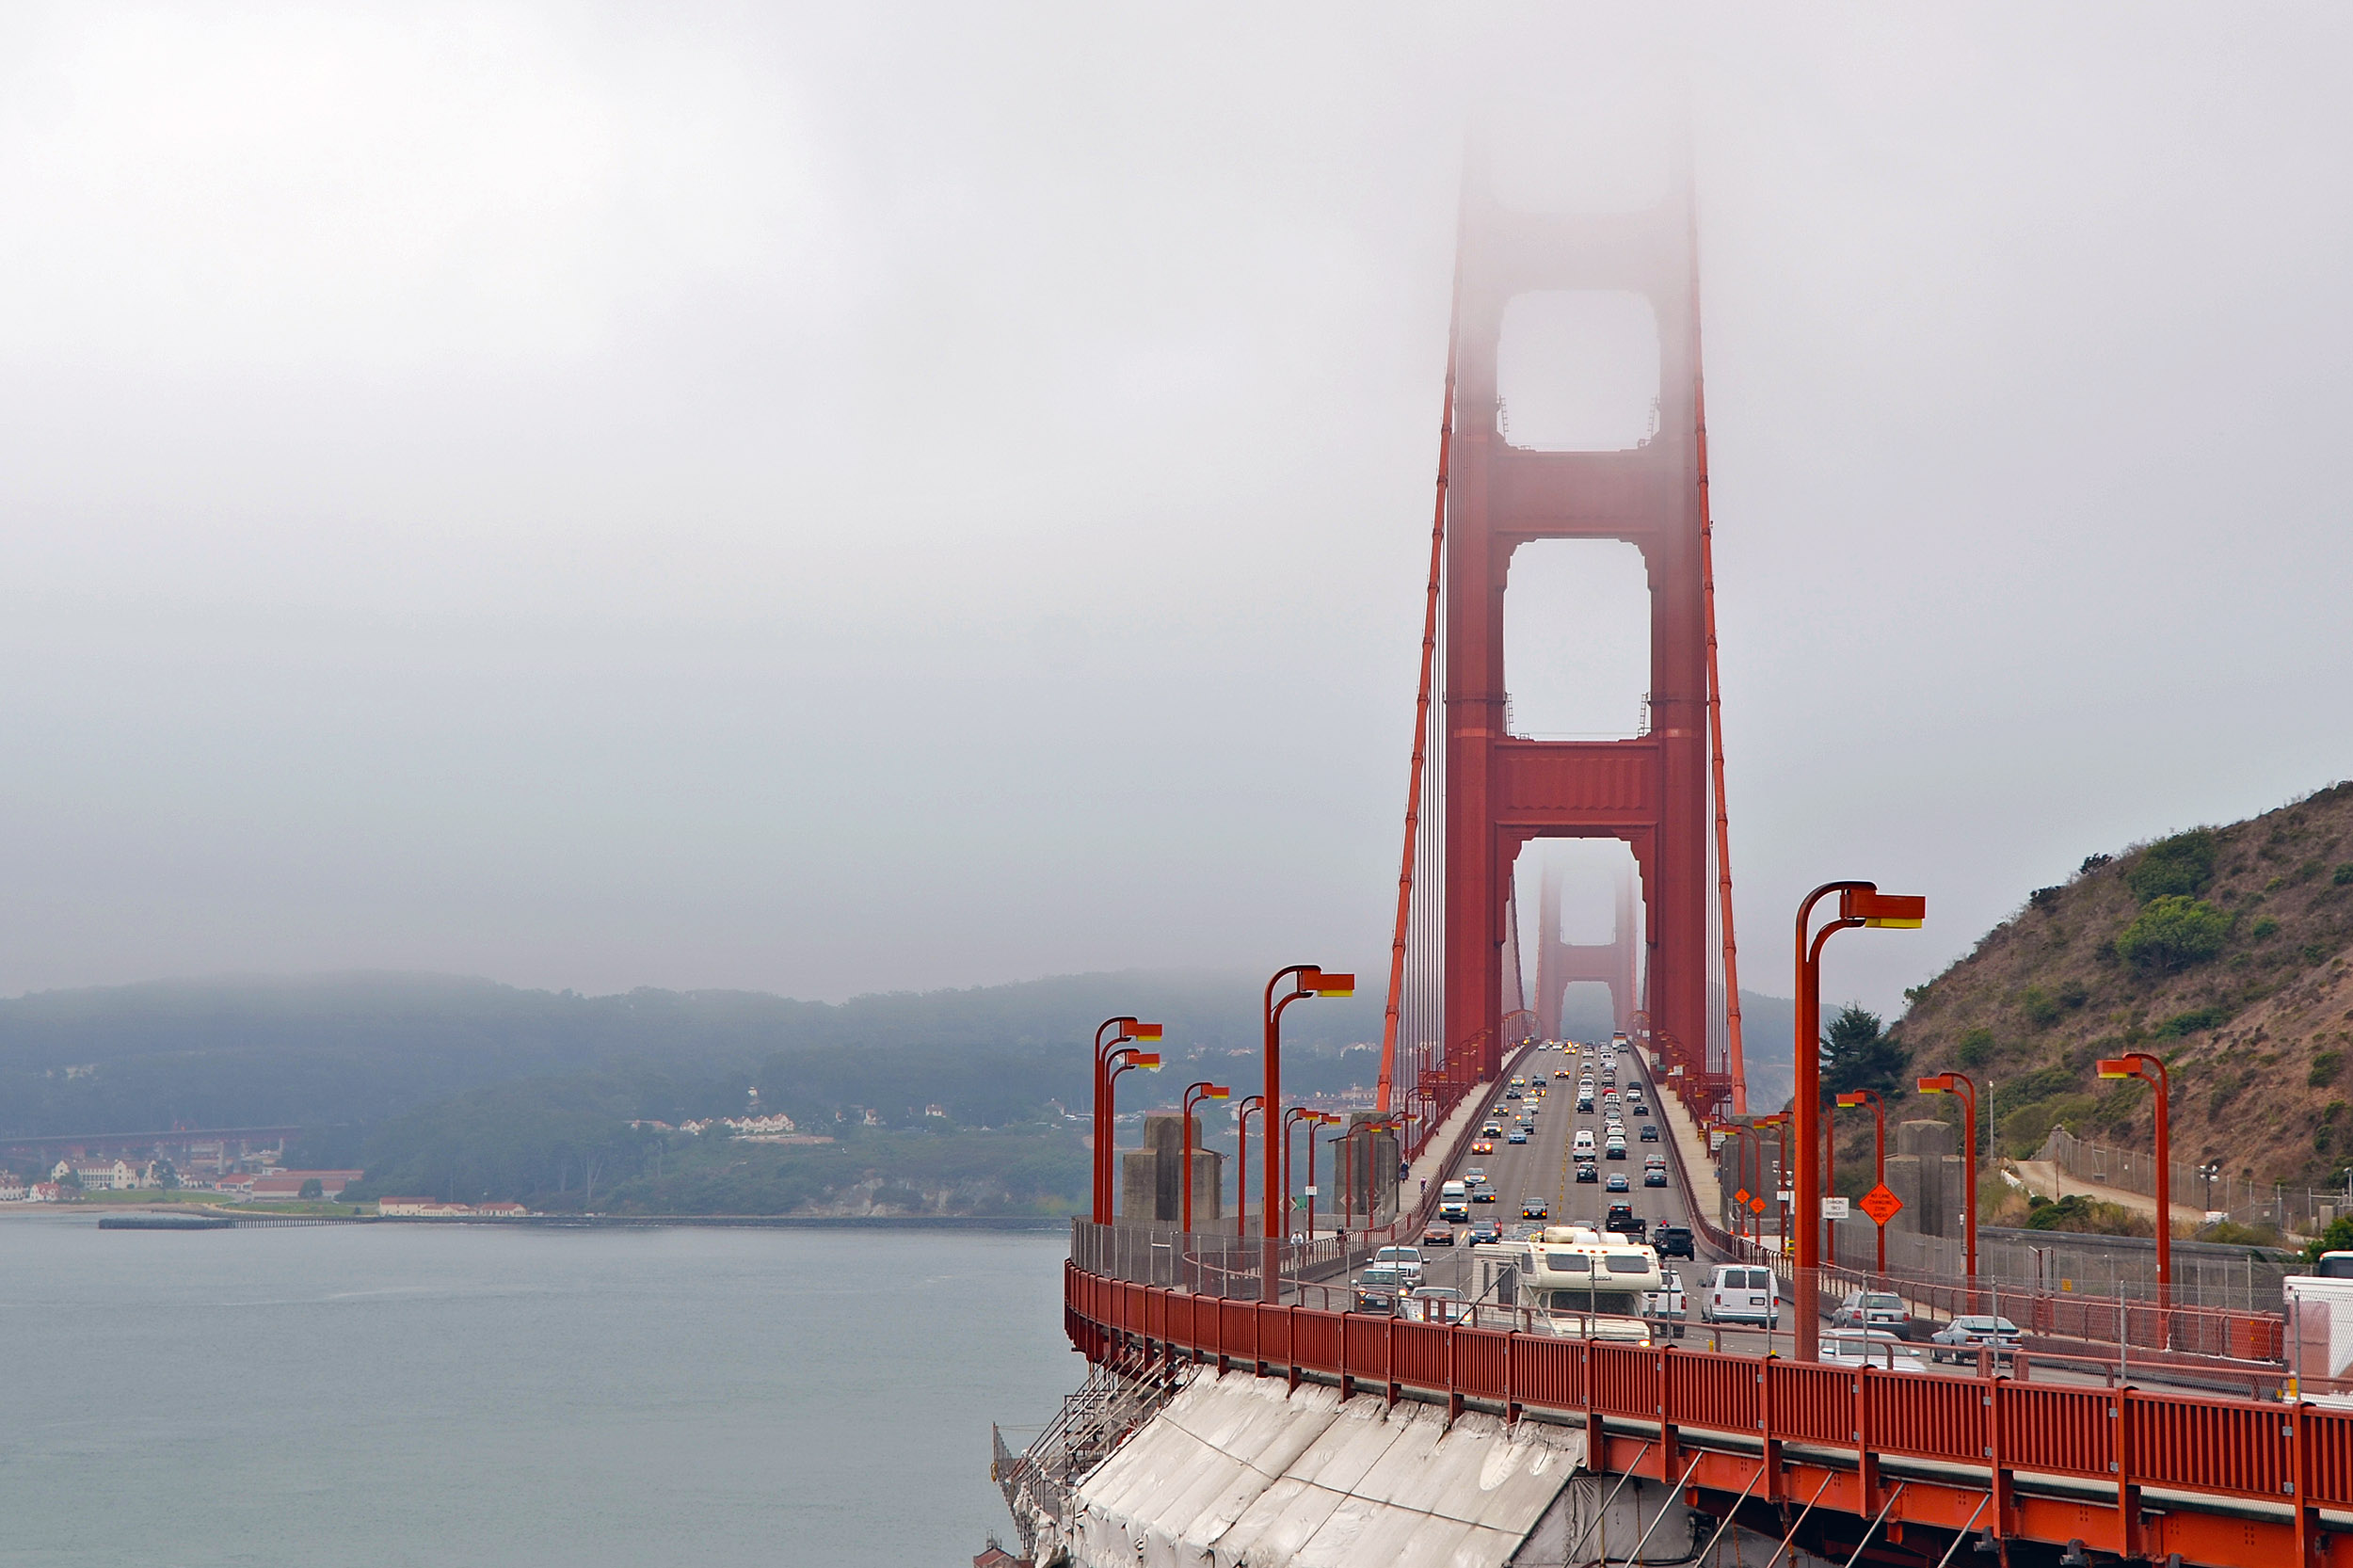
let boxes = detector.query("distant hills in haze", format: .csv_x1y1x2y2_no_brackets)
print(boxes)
0,968,1396,1142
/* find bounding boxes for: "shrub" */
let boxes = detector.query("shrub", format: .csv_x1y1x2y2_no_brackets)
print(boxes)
2024,1192,2150,1236
2080,853,2113,874
2116,896,2230,971
2306,943,2332,966
1956,1028,1996,1067
2155,1005,2229,1038
2021,987,2061,1028
2253,917,2281,940
2336,863,2353,886
2313,1051,2345,1089
2028,885,2062,912
2057,981,2089,1010
2306,1212,2353,1266
2126,829,2217,902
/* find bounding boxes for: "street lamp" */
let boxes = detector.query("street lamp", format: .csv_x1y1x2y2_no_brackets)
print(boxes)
1796,882,1925,1360
2198,1159,2222,1217
1260,966,1353,1301
1707,1121,1760,1245
1092,1016,1163,1224
2098,1052,2173,1313
1233,1095,1265,1239
1280,1106,1325,1239
1756,1112,1791,1253
1836,1088,1889,1274
1104,1046,1162,1220
1180,1082,1231,1234
1916,1070,1979,1300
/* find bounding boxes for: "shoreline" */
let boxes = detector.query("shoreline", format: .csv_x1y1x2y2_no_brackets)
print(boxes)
0,1203,1069,1232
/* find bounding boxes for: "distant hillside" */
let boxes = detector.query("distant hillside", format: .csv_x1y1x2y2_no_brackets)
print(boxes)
1897,780,2353,1190
0,968,1389,1140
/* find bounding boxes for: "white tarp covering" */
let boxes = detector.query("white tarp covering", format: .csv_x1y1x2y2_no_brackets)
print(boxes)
1048,1373,1583,1568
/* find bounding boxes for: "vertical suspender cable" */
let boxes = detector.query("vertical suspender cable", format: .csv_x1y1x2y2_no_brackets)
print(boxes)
1691,249,1748,1118
1378,314,1457,1127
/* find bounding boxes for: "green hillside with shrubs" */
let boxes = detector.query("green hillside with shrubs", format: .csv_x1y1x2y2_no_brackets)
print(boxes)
1891,780,2353,1199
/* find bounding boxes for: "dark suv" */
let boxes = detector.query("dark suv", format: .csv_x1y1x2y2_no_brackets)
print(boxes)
1652,1224,1696,1260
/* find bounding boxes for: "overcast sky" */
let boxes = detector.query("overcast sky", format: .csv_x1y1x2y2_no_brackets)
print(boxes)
0,4,2345,1016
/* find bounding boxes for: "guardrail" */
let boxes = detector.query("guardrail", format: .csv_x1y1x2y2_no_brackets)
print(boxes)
1667,1118,2287,1372
1063,1262,2345,1568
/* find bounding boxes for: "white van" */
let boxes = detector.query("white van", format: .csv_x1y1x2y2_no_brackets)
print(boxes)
1700,1264,1780,1328
1439,1179,1469,1222
1573,1129,1596,1155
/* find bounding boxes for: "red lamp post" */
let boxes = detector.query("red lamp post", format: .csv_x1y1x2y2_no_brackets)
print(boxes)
1916,1070,1979,1299
2098,1051,2172,1315
1091,1016,1163,1224
1103,1047,1162,1219
1233,1095,1264,1238
1260,966,1353,1301
1836,1088,1888,1274
1796,882,1925,1360
1756,1112,1791,1252
1180,1081,1230,1234
1708,1121,1759,1245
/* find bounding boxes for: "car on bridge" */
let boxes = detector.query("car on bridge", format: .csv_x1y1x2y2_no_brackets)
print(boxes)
1643,1168,1668,1188
1820,1331,1929,1374
1507,1129,1529,1144
1481,1122,1503,1138
1351,1266,1408,1315
1604,1172,1630,1192
1521,1200,1548,1219
1574,1161,1598,1183
1421,1224,1456,1246
1603,1204,1644,1239
1471,1139,1494,1154
1374,1245,1426,1285
1640,1124,1658,1142
1466,1220,1501,1243
1929,1315,2022,1366
1831,1289,1910,1332
1472,1185,1498,1204
1652,1224,1695,1260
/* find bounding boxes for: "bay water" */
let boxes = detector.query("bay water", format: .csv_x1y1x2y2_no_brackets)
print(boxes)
0,1213,1073,1566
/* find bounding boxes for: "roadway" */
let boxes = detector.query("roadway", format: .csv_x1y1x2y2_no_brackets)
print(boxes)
1408,1043,1781,1350
1399,1048,2251,1390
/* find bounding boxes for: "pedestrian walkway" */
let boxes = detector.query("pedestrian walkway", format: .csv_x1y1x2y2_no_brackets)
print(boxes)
1648,1059,1722,1228
2009,1159,2207,1232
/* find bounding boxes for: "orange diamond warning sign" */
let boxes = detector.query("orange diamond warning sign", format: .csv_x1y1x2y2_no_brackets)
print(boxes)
1859,1182,1903,1225
1749,1195,1768,1214
1734,1187,1751,1207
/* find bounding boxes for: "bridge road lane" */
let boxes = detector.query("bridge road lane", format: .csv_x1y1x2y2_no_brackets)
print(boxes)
1419,1046,1780,1350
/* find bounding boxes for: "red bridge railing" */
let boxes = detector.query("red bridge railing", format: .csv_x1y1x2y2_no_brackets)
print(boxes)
1063,1263,2348,1568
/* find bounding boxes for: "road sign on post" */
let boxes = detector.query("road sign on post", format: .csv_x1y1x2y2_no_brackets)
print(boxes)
1859,1183,1902,1226
1822,1197,1849,1220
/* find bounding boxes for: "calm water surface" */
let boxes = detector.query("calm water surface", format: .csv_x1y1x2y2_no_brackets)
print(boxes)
0,1214,1073,1566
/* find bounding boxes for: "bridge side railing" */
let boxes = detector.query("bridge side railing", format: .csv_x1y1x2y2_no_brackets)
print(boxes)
1063,1261,2345,1568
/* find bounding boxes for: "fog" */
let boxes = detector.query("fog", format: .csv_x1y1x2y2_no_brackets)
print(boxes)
0,4,2346,1014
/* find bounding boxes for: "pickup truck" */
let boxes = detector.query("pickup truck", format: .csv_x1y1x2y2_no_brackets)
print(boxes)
1603,1204,1647,1241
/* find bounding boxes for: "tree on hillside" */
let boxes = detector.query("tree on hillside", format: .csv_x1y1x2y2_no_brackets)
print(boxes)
1821,1004,1910,1096
2116,895,2230,971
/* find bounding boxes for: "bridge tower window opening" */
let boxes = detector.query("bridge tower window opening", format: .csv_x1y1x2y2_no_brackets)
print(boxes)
1520,840,1645,1045
1493,290,1660,454
1502,538,1651,741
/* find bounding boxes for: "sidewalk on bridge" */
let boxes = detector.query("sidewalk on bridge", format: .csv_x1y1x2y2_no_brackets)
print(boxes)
1649,1059,1723,1231
1399,1063,1513,1216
